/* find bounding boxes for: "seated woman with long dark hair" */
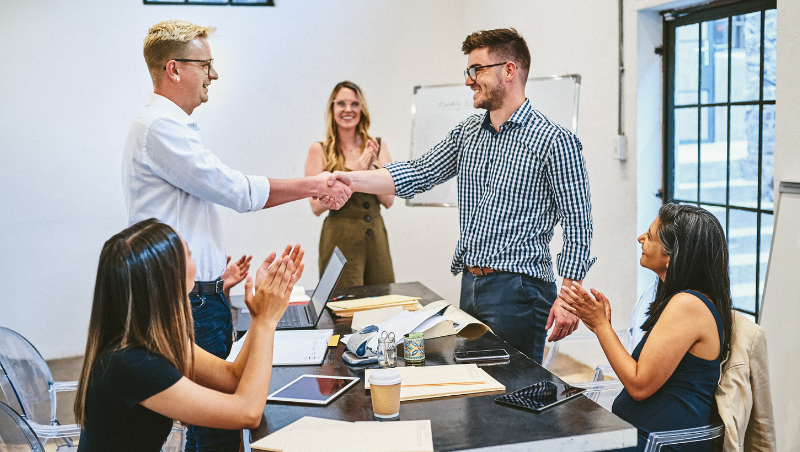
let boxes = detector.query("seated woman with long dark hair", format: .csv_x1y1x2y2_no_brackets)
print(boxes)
559,203,733,451
74,219,303,452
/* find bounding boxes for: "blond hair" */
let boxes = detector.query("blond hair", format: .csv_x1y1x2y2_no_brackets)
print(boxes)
143,20,216,82
321,81,375,173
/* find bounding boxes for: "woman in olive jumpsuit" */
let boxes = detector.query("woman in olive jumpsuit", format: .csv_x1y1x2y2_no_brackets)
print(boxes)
304,81,395,287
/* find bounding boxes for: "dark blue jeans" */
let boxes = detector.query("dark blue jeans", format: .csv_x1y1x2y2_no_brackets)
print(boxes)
185,291,240,452
460,271,556,364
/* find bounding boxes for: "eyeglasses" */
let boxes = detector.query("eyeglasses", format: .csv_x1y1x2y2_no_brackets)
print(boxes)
163,58,214,76
463,62,508,81
332,100,361,110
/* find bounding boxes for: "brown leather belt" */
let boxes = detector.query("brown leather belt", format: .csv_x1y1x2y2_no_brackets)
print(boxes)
464,266,499,277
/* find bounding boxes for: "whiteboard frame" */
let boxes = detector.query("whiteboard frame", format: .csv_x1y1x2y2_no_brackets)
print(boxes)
406,74,581,207
760,181,800,322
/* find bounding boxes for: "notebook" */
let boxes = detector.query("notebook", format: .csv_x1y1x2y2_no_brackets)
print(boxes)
276,247,346,330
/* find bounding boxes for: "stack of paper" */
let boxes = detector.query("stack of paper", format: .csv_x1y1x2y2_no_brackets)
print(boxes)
365,364,505,401
327,294,422,317
350,300,492,339
250,416,433,452
227,329,333,366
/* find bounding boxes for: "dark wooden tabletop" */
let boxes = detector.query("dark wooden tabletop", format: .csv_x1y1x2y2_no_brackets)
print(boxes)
246,281,636,452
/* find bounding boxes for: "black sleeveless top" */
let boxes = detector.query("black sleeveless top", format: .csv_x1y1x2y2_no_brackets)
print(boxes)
612,290,723,451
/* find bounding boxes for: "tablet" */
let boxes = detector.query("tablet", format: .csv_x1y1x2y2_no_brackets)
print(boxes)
267,375,359,405
495,381,586,412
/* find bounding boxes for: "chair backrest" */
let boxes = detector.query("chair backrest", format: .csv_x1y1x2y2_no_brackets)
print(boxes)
0,328,57,426
626,281,657,353
0,401,45,452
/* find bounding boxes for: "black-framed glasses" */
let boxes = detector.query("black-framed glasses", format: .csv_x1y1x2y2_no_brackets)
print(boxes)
463,62,508,81
163,58,214,75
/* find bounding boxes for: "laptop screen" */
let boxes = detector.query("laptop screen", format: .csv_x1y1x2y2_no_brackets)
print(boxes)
307,247,347,325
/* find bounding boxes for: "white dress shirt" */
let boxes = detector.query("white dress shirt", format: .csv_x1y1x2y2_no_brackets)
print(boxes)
123,93,270,281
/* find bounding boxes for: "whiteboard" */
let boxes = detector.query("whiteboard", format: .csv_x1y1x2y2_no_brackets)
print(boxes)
760,181,800,322
407,74,581,207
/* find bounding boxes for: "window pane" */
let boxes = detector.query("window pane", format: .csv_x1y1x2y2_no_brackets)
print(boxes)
729,105,759,208
730,12,761,102
704,205,727,236
674,108,699,202
728,208,757,313
700,106,727,204
701,19,729,104
675,24,700,106
761,104,775,210
763,10,777,101
759,212,773,308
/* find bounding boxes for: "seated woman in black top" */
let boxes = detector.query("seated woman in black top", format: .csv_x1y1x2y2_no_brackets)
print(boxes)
74,219,304,452
559,203,733,451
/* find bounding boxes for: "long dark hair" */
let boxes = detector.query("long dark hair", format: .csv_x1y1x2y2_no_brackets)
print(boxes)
74,219,194,424
641,203,733,360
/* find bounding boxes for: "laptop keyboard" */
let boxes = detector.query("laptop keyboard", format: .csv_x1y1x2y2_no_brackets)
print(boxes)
278,306,303,328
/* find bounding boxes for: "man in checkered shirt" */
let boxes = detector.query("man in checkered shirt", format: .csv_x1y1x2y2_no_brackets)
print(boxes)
330,28,594,364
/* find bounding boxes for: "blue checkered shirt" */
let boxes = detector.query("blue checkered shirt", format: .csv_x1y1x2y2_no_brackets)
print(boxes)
384,99,594,282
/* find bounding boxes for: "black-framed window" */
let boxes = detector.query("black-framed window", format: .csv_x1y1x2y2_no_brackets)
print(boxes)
664,0,776,322
144,0,274,5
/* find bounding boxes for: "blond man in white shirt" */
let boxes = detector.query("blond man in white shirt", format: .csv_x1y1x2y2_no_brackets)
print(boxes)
122,20,350,452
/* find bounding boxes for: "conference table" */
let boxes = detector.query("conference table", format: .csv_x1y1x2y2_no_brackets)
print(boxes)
240,281,637,451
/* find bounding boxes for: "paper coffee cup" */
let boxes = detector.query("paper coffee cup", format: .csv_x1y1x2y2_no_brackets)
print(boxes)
368,369,402,419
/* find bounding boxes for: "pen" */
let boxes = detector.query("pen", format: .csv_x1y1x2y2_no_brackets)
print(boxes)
329,294,357,301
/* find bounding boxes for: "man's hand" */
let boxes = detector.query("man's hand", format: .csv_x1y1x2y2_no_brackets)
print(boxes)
313,172,352,210
221,255,252,298
545,277,582,342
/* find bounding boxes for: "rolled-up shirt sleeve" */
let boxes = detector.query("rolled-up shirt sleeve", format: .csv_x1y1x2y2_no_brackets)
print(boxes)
384,122,462,199
143,116,270,213
547,130,595,280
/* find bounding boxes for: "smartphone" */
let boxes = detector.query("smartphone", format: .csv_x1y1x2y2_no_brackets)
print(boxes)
453,349,510,363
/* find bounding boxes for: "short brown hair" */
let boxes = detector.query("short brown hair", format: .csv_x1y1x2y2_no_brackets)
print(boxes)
143,20,216,82
462,28,531,82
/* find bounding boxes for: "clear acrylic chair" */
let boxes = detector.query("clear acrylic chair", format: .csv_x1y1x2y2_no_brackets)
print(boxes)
572,380,725,451
0,327,80,451
0,401,46,452
0,326,185,452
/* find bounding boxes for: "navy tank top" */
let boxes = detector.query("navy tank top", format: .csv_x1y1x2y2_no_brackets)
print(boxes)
612,290,723,452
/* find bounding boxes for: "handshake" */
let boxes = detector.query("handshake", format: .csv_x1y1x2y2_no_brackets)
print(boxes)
313,171,356,210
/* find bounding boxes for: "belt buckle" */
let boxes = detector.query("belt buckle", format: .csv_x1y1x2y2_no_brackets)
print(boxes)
215,279,224,293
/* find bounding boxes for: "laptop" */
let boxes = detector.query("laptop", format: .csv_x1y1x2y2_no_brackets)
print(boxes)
275,247,347,330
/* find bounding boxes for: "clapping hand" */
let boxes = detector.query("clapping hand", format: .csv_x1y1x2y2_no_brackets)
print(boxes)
558,283,612,334
353,139,379,171
221,255,252,297
243,250,305,326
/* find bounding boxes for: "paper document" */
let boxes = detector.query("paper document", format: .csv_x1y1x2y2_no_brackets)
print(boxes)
364,363,485,388
251,416,433,452
341,307,447,350
226,329,333,365
327,294,422,317
365,364,505,402
250,417,348,451
350,300,491,340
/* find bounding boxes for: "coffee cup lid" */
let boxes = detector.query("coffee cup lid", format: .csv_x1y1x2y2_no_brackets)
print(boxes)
369,369,402,386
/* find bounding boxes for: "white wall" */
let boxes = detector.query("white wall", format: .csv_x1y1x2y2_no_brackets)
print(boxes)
0,0,466,358
0,0,643,360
